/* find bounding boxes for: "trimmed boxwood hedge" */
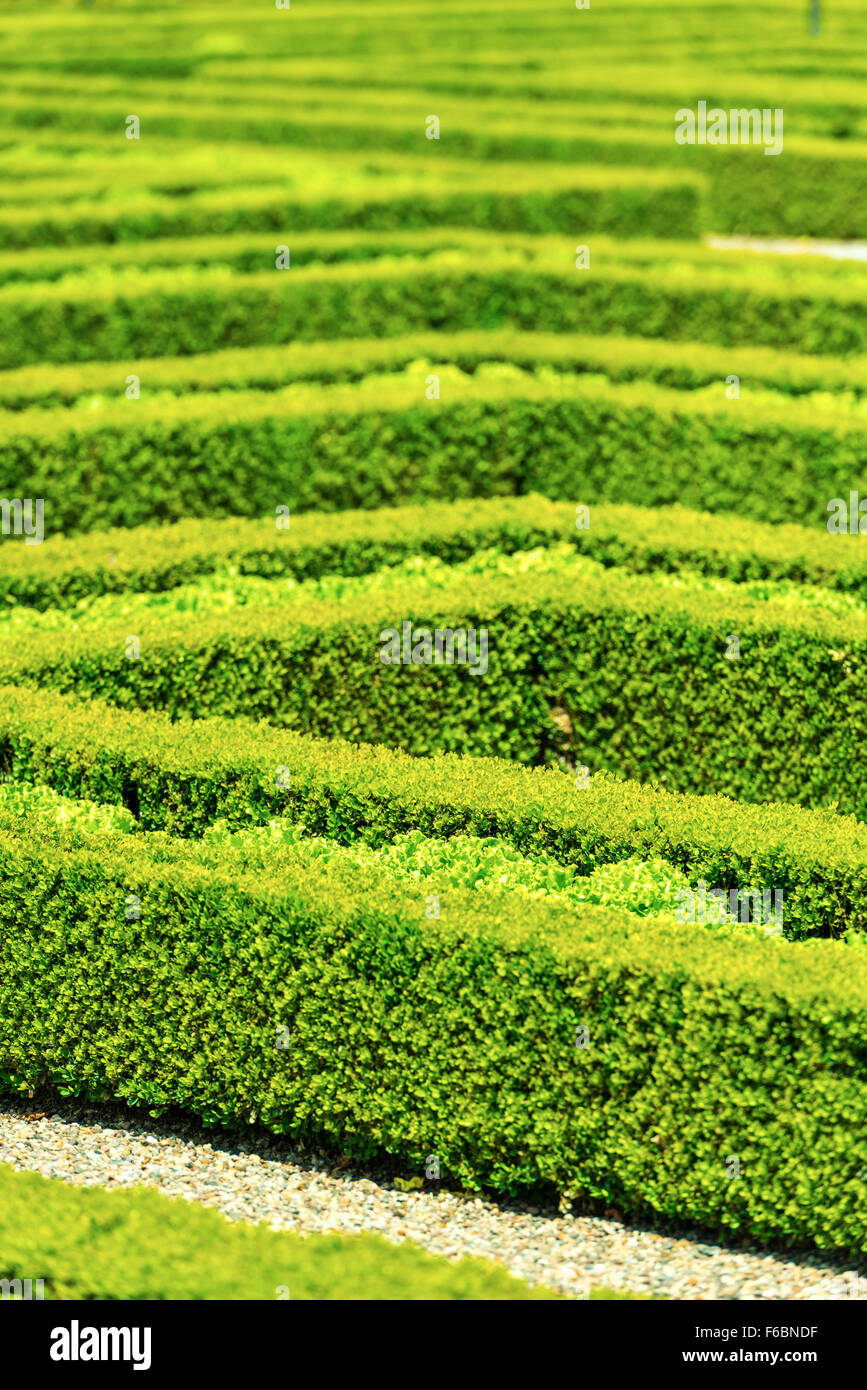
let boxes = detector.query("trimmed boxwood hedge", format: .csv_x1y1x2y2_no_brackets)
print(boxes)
0,228,507,294
2,684,865,940
5,495,867,612
2,324,865,408
1,813,866,1253
3,223,867,306
0,497,572,609
3,565,867,818
2,246,867,373
0,165,701,249
1,371,862,534
1,73,866,237
0,1165,559,1301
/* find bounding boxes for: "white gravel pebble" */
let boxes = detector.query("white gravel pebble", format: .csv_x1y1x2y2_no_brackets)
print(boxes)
1,1101,864,1301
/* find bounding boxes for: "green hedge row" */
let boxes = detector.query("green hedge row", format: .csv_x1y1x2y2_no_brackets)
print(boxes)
2,683,865,939
2,813,866,1252
6,493,867,614
21,214,853,298
232,120,867,240
0,1165,556,1301
1,249,864,373
464,56,867,121
2,370,860,534
0,227,487,291
61,49,867,125
3,551,867,823
0,165,700,248
1,74,866,236
0,497,572,609
1,323,863,409
0,139,399,210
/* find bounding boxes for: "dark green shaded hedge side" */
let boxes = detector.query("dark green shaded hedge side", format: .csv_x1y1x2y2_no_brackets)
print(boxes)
1,817,866,1252
1,375,862,534
2,569,867,818
1,254,866,373
0,170,701,248
2,684,866,940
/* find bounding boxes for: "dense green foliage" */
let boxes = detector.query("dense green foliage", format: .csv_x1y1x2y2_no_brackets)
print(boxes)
4,322,867,410
0,545,586,635
0,771,762,931
1,814,865,1252
0,164,699,248
4,366,865,534
2,542,859,640
1,685,863,940
1,41,867,237
3,0,867,1282
3,244,867,376
3,561,867,817
0,779,138,834
6,495,867,612
0,1164,560,1301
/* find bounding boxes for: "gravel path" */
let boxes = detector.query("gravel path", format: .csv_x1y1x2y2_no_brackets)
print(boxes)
1,1100,863,1301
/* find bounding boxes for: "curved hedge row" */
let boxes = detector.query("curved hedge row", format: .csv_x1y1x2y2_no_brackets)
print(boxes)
1,683,864,939
0,497,571,608
5,494,867,613
0,227,488,291
1,250,865,372
3,563,867,818
2,812,866,1252
0,166,700,248
2,370,860,534
1,324,862,408
1,75,866,237
3,221,867,294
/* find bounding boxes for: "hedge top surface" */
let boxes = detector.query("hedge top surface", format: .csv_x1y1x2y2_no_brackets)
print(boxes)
0,363,861,448
5,227,867,288
4,683,867,881
2,561,863,680
3,234,866,306
0,1163,560,1301
2,328,867,409
5,494,867,610
4,806,867,1015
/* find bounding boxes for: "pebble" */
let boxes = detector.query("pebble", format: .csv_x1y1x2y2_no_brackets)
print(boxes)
0,1099,864,1301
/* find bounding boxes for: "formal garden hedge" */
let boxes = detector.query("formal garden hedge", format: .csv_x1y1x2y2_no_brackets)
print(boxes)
2,684,865,940
3,0,867,1286
0,1165,559,1301
2,562,866,816
3,370,863,533
1,812,865,1252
